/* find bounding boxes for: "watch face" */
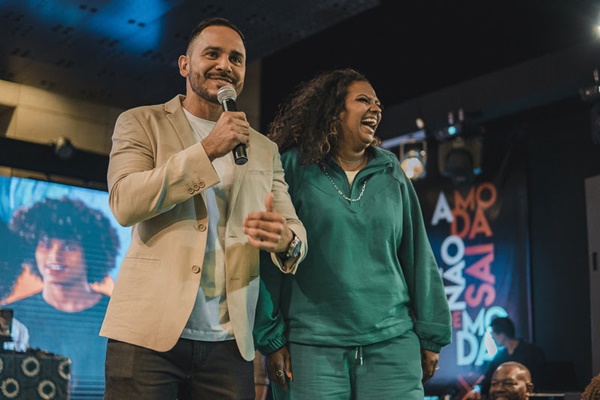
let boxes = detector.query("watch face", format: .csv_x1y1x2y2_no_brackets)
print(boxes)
289,236,301,258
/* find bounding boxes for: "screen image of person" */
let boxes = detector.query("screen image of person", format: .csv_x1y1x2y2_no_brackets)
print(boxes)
99,16,306,400
254,68,452,399
5,196,120,394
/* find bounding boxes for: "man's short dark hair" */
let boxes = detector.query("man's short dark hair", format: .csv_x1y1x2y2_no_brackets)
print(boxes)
187,17,245,51
490,316,516,338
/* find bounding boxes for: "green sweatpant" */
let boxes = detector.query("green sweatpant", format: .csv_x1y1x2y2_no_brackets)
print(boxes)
272,330,424,400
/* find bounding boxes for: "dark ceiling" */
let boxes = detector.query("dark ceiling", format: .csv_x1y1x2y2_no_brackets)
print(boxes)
259,0,600,133
0,0,379,109
1,0,599,122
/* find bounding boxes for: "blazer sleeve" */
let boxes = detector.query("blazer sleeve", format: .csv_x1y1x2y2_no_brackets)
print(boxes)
107,106,220,227
266,140,307,274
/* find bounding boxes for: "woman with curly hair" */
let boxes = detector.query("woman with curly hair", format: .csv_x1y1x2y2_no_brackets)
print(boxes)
583,373,600,400
6,196,120,395
254,68,452,399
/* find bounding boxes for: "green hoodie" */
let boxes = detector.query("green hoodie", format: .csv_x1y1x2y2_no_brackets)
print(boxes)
254,146,451,354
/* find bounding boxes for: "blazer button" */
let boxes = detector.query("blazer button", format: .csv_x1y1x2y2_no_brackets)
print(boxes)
191,265,201,274
193,184,200,191
198,224,207,232
198,181,205,188
187,187,194,194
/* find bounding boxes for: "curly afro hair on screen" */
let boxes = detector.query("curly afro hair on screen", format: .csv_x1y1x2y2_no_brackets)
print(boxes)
9,197,120,284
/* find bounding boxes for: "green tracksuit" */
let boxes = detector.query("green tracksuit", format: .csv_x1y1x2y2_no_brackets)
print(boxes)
254,146,451,399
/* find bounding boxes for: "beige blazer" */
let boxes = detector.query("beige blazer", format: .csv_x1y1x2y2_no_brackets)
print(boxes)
100,95,306,361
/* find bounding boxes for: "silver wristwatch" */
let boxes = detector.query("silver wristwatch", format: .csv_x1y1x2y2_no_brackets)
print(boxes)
283,233,302,260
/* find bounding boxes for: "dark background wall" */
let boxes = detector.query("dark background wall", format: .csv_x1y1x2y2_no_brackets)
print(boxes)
478,98,599,390
526,99,599,388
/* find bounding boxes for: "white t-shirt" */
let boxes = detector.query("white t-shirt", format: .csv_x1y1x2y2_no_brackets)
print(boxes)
180,109,236,342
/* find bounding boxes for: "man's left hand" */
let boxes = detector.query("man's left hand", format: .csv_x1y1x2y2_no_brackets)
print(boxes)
243,193,293,254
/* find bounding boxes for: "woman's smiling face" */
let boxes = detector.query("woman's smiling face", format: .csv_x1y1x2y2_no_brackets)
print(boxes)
337,80,382,151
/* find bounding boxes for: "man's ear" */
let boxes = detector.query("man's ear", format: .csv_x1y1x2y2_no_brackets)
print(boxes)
178,55,189,78
525,382,534,396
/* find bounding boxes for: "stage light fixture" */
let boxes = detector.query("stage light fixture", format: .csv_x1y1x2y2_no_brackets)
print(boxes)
53,136,76,160
438,136,483,185
399,140,427,180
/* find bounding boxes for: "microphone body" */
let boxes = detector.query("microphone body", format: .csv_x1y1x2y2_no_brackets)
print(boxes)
217,86,248,165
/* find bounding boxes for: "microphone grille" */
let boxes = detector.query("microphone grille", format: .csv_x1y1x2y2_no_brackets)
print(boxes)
217,85,237,104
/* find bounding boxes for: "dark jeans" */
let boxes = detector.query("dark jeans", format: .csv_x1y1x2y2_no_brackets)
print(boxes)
104,338,254,400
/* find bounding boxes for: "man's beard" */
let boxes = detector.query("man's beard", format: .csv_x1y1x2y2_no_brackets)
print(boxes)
189,73,219,105
188,71,243,104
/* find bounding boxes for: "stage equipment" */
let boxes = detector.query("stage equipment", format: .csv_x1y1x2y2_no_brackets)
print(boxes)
380,129,428,181
438,136,483,186
53,136,76,160
399,140,427,180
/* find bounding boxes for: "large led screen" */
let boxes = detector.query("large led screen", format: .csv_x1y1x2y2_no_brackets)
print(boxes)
0,175,131,398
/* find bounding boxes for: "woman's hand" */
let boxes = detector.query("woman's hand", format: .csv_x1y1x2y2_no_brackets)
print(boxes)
265,346,293,392
421,349,440,384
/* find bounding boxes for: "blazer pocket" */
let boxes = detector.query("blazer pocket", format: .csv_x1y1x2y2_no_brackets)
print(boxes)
243,169,273,198
116,257,161,301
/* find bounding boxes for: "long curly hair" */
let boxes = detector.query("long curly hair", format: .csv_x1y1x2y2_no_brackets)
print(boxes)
583,373,600,400
267,68,381,169
9,197,120,284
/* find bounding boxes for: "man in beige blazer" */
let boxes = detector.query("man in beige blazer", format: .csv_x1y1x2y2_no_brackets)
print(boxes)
100,17,306,400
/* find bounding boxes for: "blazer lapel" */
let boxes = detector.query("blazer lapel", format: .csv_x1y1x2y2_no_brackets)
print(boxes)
164,95,208,218
165,95,196,149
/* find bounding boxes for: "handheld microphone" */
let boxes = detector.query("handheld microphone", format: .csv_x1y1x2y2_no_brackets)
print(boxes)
217,85,248,165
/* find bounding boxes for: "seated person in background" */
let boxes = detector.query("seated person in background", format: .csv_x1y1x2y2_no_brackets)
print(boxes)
582,373,600,400
0,221,30,352
489,361,534,400
465,316,545,399
1,314,29,351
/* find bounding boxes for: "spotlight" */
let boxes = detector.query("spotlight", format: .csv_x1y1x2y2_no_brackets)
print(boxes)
53,136,76,160
432,109,484,142
400,140,427,180
434,121,464,141
438,136,483,185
